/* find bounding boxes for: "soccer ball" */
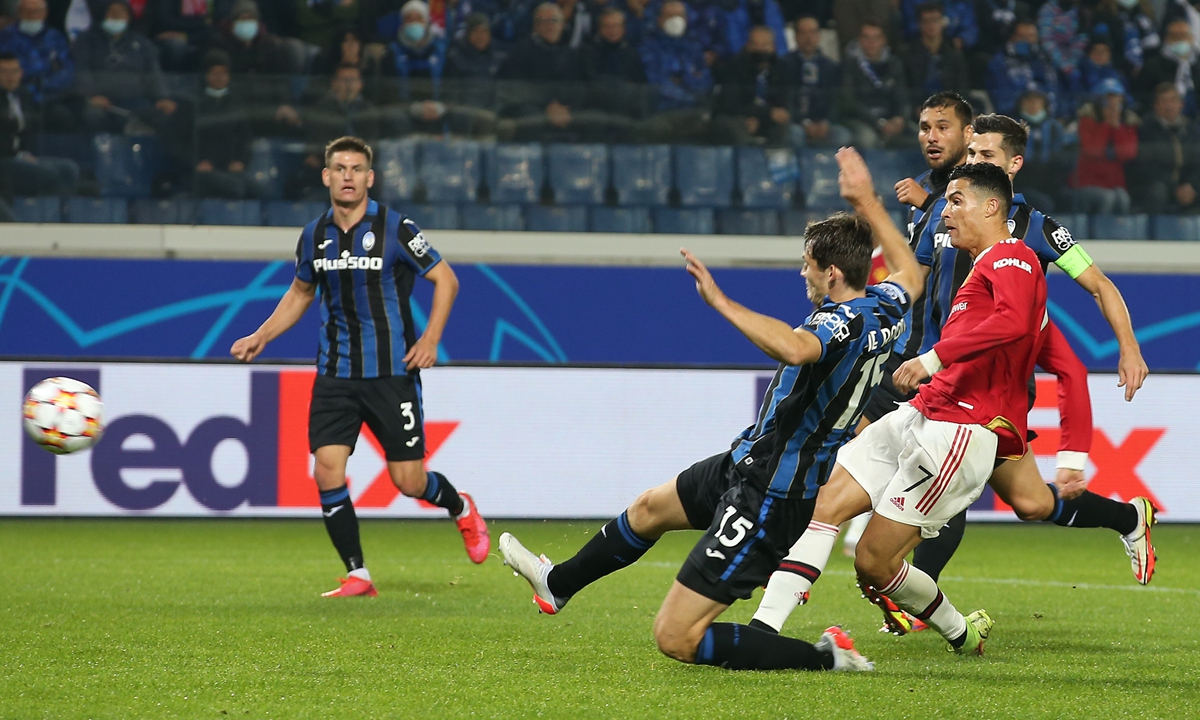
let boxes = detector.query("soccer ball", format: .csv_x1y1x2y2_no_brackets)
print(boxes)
23,377,105,454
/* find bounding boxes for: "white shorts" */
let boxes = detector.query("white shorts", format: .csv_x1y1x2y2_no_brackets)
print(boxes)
835,403,997,538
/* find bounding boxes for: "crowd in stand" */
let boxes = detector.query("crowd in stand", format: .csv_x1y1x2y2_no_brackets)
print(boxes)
1,0,1199,214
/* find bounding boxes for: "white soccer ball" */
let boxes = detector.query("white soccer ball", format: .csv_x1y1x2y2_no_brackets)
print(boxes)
23,377,105,454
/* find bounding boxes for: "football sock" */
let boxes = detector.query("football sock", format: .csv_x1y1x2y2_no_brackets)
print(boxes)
1050,488,1138,535
877,561,967,645
751,520,840,632
547,511,655,600
422,471,465,517
319,485,364,572
911,508,968,582
694,623,834,671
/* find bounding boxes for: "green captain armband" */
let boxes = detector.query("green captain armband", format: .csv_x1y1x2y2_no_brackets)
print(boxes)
1055,244,1093,279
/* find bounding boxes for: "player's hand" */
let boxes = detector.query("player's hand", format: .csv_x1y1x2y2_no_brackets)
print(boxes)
895,178,929,208
681,248,726,308
892,357,930,393
1117,349,1148,402
836,147,877,210
404,336,439,370
1053,467,1088,500
230,333,266,363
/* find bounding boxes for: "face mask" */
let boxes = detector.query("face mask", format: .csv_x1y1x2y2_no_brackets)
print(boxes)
205,86,230,98
1116,0,1138,9
662,16,686,38
1022,109,1047,123
102,19,128,36
233,19,259,42
18,20,44,35
1011,40,1032,57
1166,41,1194,59
402,22,427,42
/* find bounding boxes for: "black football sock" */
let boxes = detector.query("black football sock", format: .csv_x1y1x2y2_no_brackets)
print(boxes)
1051,489,1138,535
546,511,655,600
319,485,364,572
911,508,967,582
422,471,465,517
694,623,835,670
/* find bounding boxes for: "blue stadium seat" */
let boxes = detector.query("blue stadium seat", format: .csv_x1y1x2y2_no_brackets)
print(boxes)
610,145,671,206
1088,213,1148,240
460,204,524,231
419,141,481,203
653,207,714,234
590,207,652,233
65,197,128,223
405,203,460,230
37,133,92,169
799,148,843,210
547,144,609,205
264,200,327,228
246,139,284,200
198,199,262,226
132,198,197,224
736,147,794,209
782,210,829,237
375,138,420,204
93,134,156,198
1151,214,1200,241
674,146,734,207
718,209,781,235
485,143,544,204
12,197,62,223
526,205,588,232
861,150,924,209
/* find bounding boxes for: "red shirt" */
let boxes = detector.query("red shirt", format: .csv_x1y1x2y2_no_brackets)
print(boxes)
912,239,1048,459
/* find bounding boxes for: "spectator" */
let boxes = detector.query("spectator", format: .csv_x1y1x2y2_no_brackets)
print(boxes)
444,12,502,113
1078,38,1132,108
778,0,833,26
1037,0,1087,90
986,20,1061,115
839,20,910,148
711,24,791,144
384,0,448,110
638,0,712,142
902,0,978,50
192,50,256,199
1134,19,1198,115
0,52,78,196
1129,82,1200,212
582,7,647,121
1084,0,1160,78
209,0,305,133
702,0,787,61
0,0,73,123
970,0,1031,84
1015,89,1074,210
901,3,970,108
832,0,900,53
148,0,216,72
290,63,381,199
511,0,595,48
290,0,362,53
314,28,382,76
1070,77,1138,213
786,15,851,147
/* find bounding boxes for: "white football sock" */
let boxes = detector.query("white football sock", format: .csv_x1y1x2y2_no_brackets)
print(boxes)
879,561,966,642
349,567,372,582
752,520,840,632
455,498,471,520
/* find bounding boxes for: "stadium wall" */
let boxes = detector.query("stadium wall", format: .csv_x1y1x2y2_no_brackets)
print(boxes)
3,362,1195,521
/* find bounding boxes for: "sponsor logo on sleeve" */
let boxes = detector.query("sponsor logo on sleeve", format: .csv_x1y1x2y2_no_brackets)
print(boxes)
993,256,1032,273
1049,223,1075,253
407,233,430,258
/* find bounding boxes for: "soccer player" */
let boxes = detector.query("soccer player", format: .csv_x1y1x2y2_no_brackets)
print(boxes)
499,177,924,671
230,136,489,597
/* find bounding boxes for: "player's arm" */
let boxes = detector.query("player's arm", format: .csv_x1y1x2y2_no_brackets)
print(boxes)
1070,263,1147,402
405,259,459,370
835,147,927,300
1036,319,1093,499
682,249,823,366
230,278,317,362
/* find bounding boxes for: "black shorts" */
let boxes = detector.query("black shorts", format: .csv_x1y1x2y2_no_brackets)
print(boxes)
309,373,426,462
862,353,917,423
674,453,816,605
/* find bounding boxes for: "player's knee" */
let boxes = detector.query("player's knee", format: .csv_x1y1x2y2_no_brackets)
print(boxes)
1011,491,1053,522
652,618,700,664
627,487,670,539
313,456,346,487
389,462,427,497
853,544,892,588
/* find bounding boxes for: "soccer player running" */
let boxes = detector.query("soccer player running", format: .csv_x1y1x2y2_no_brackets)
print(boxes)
499,188,925,671
230,136,489,597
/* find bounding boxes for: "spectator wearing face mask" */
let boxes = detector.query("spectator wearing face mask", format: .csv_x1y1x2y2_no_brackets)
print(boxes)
638,0,713,141
0,0,74,108
1015,89,1074,211
209,0,305,134
1070,77,1138,213
1085,0,1160,78
1134,19,1199,115
969,0,1030,85
383,0,448,119
192,49,257,199
986,20,1061,115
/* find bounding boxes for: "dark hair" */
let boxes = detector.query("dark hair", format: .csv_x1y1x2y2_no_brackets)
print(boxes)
920,91,974,128
0,52,18,65
598,6,625,20
804,213,874,290
202,49,232,70
860,19,885,33
325,136,373,168
1155,81,1180,99
915,2,943,18
947,162,1013,215
970,113,1028,159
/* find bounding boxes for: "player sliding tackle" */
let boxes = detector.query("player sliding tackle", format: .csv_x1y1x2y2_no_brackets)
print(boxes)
499,164,926,671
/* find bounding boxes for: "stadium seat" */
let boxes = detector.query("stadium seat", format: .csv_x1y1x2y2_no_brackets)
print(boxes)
861,150,924,209
526,205,588,232
718,209,781,235
1088,213,1148,240
36,133,92,170
197,199,262,226
736,147,794,209
1151,214,1200,241
610,144,671,206
12,196,62,223
245,139,284,200
132,198,197,225
799,148,843,210
93,134,155,198
653,207,714,234
419,141,481,203
590,207,652,233
485,143,544,204
64,197,128,223
674,146,734,207
782,210,829,237
547,144,609,205
405,203,461,230
375,138,420,204
264,200,327,228
460,204,524,231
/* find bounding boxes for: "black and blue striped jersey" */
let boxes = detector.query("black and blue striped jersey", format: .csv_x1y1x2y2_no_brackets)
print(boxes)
295,200,443,379
730,282,913,500
894,168,946,361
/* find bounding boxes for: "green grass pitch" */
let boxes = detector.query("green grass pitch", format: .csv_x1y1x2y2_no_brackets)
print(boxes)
1,519,1197,719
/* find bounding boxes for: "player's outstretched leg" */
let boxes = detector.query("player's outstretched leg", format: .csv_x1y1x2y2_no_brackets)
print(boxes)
1049,488,1157,584
393,461,490,564
314,446,376,597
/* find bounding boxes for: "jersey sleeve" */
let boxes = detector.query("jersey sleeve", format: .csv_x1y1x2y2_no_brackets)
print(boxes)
295,226,314,284
396,215,443,276
872,280,912,317
913,211,937,266
1030,213,1094,280
1035,320,1093,459
798,308,854,363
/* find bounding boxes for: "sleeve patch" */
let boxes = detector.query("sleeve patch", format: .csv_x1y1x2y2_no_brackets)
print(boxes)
1045,218,1077,254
